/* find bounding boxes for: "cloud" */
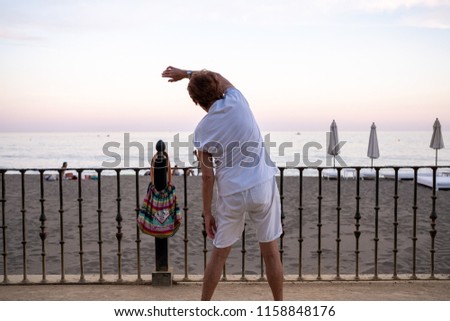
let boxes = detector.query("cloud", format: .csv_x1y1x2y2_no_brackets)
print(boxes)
355,0,450,12
201,1,450,29
369,0,450,30
399,10,450,28
1,0,449,45
0,29,43,42
317,0,450,29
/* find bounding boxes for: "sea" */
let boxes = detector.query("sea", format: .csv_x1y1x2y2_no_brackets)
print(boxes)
1,131,449,176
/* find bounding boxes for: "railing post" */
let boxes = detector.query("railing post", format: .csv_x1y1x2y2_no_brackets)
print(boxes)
1,170,8,283
20,170,28,283
96,169,104,282
58,168,65,282
38,170,47,283
279,167,285,265
76,169,85,283
183,169,190,281
317,168,323,280
373,168,380,280
152,140,172,286
392,167,399,279
335,168,342,280
354,167,361,280
240,224,247,281
429,166,438,279
202,211,208,272
115,169,123,282
411,168,419,279
373,167,380,280
134,169,143,283
297,167,304,281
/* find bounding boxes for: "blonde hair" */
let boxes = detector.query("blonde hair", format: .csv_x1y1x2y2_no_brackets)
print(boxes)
187,70,224,109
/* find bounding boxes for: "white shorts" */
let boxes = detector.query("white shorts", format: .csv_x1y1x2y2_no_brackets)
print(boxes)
213,177,282,248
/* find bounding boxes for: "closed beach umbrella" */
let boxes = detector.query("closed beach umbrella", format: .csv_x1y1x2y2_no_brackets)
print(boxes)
430,118,445,166
327,119,340,167
367,122,380,167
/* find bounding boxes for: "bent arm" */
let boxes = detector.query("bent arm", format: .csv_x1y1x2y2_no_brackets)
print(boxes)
213,71,234,92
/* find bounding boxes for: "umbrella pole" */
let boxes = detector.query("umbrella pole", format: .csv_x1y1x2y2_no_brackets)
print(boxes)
435,149,438,167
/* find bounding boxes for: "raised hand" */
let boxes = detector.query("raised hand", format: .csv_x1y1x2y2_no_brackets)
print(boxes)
161,66,189,82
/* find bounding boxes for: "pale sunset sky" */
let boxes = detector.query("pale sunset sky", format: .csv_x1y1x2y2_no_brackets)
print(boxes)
1,0,449,132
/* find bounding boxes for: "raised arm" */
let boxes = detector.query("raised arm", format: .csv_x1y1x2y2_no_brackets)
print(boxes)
162,66,234,92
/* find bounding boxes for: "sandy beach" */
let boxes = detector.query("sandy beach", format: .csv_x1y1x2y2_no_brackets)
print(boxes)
1,173,449,280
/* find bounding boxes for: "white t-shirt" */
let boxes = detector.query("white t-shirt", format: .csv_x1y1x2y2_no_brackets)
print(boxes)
194,88,277,196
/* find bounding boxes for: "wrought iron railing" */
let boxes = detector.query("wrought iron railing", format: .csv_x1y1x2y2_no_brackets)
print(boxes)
0,166,449,284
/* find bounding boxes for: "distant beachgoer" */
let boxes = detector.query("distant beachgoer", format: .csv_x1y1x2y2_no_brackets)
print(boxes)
162,66,283,301
45,161,69,181
186,167,195,176
193,150,202,176
172,164,194,176
172,165,182,176
61,162,77,180
44,173,57,181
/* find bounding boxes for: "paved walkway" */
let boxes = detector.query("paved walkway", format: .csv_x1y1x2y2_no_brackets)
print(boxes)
1,281,449,301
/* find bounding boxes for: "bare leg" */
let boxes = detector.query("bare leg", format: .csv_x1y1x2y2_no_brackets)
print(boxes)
260,240,283,301
201,246,231,301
